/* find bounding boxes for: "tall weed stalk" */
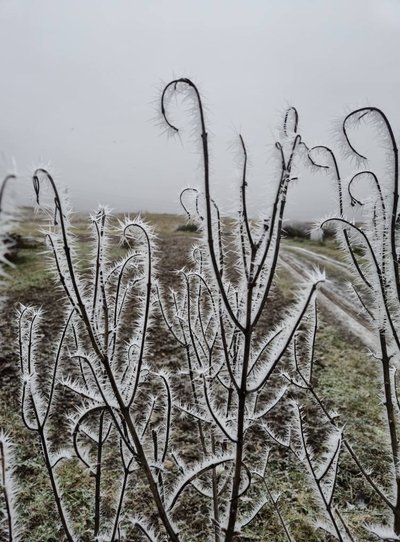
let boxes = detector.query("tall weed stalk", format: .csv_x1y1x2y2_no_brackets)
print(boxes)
309,108,400,539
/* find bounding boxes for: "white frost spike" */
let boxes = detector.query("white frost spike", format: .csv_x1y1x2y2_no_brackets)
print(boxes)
305,265,326,285
175,401,211,424
49,448,73,469
165,454,234,511
316,427,343,504
61,376,103,404
129,516,163,542
237,496,269,529
261,422,291,448
0,432,20,541
252,385,287,420
250,274,325,393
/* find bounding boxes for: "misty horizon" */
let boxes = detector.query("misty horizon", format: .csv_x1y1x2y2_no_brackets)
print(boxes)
1,0,399,220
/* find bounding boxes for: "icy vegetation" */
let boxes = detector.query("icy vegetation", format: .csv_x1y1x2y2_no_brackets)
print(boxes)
2,80,400,541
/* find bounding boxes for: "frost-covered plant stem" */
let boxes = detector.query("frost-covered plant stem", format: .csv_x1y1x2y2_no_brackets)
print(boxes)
18,306,76,542
161,78,324,541
26,171,181,542
313,107,400,536
0,441,12,541
226,307,252,540
0,175,16,214
289,337,393,512
0,435,18,542
380,330,400,532
296,406,345,541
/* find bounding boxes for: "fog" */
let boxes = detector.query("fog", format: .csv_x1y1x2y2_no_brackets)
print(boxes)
0,0,399,220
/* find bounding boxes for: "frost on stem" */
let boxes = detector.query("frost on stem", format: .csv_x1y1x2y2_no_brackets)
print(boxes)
15,174,182,542
158,78,333,541
0,171,20,541
0,173,17,277
312,108,400,537
290,404,348,541
0,433,20,541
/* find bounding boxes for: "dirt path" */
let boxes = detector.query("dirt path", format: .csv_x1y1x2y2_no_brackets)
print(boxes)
280,247,377,350
284,244,352,273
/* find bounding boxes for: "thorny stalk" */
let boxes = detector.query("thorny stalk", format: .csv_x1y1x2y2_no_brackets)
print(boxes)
312,107,400,536
160,78,327,541
17,173,181,541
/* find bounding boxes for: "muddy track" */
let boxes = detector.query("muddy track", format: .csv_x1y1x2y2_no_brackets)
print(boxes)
280,246,377,350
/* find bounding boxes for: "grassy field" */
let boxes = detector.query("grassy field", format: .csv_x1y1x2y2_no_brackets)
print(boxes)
0,211,393,541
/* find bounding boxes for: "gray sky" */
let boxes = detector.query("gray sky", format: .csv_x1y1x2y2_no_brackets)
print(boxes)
0,0,399,219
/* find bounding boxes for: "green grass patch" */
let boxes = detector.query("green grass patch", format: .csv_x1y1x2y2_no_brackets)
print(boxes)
6,248,52,291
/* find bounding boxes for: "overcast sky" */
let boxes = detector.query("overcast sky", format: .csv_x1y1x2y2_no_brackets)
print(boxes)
0,0,399,219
